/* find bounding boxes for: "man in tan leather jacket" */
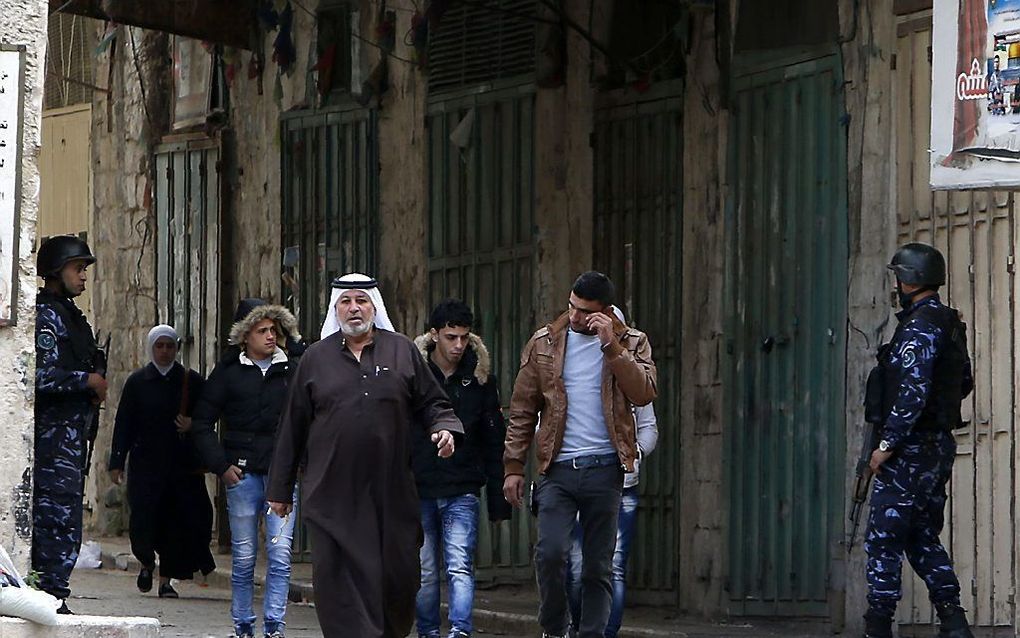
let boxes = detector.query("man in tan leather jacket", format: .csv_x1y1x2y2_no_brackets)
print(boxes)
502,271,656,638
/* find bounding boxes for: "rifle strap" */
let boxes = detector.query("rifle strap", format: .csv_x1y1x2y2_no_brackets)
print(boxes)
179,368,191,417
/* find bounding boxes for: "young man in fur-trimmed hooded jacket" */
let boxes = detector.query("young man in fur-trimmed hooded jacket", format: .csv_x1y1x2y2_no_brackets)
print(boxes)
191,301,300,638
411,299,511,638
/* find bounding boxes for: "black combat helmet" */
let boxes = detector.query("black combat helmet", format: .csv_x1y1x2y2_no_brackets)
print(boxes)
36,235,96,279
887,242,946,287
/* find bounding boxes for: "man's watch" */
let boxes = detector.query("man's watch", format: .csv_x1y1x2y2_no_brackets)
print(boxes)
878,439,892,453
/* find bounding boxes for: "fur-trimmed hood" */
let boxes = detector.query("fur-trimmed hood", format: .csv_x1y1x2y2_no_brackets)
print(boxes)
414,332,490,384
228,304,301,347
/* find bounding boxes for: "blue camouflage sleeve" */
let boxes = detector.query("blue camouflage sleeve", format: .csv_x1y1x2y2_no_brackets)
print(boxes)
35,306,90,394
883,316,943,448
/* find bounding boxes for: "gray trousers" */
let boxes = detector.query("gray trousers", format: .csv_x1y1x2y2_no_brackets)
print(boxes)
535,460,624,638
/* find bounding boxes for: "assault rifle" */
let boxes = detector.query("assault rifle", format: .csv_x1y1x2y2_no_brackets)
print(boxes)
847,421,880,554
83,331,111,493
848,360,886,554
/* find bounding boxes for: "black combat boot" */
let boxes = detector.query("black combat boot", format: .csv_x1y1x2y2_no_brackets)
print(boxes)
935,602,974,638
863,610,893,638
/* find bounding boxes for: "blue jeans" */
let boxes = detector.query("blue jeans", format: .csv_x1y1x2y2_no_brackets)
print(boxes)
566,487,639,638
416,494,480,637
225,473,297,635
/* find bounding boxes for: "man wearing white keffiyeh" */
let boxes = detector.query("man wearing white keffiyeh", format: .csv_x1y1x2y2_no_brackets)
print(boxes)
320,274,395,340
269,272,463,638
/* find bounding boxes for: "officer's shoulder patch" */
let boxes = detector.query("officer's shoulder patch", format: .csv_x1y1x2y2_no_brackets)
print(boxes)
37,329,57,351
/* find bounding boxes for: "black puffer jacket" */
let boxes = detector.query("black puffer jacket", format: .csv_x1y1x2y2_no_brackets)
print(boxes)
191,303,299,476
191,348,292,476
411,333,512,521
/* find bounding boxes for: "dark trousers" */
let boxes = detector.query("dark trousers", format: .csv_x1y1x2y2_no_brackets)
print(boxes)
535,459,624,638
31,489,83,600
128,470,215,580
864,430,962,616
32,419,85,600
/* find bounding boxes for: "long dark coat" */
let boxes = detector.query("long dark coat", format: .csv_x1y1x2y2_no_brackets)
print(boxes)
110,362,215,579
267,329,463,638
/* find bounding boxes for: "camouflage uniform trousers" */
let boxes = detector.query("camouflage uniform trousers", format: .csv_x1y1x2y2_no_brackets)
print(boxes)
32,406,87,600
864,429,962,617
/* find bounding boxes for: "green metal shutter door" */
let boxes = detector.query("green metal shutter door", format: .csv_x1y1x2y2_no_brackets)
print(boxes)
281,107,379,343
724,52,848,616
592,88,683,602
280,105,379,562
427,87,536,579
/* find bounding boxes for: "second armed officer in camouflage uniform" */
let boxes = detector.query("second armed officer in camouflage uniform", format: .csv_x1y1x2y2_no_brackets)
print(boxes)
863,243,973,638
33,235,107,614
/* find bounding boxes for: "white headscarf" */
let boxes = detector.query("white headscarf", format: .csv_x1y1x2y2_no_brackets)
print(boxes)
320,273,396,340
147,324,179,376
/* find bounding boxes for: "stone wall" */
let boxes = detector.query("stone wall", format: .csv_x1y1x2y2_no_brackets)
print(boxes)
87,26,171,534
0,0,50,572
226,4,316,306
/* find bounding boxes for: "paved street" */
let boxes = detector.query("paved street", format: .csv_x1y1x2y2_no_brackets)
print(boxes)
67,566,530,638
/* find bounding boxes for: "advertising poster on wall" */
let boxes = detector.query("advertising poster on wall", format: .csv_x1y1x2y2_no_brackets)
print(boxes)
932,0,1020,188
0,46,24,325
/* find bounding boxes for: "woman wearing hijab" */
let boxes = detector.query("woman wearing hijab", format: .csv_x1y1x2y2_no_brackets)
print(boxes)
109,325,215,598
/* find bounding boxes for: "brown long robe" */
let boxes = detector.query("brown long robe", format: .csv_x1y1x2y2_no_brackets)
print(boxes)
267,329,463,638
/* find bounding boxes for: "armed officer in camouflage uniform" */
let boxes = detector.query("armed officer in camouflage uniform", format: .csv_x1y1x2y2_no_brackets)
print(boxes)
863,243,974,638
33,235,106,614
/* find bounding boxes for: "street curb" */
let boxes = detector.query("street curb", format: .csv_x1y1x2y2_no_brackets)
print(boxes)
466,606,684,638
99,548,679,637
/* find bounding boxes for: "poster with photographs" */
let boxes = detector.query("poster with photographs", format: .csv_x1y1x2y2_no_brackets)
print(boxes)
932,0,1020,188
0,46,24,326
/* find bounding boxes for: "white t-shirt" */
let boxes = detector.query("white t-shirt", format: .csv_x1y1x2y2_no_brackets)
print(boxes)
555,330,616,462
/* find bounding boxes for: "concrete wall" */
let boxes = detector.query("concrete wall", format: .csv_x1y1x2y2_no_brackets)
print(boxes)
0,0,49,572
375,0,429,335
839,0,897,632
677,10,727,617
532,0,596,323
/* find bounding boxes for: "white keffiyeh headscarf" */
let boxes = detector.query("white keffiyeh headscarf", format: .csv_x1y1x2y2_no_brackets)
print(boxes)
320,273,396,340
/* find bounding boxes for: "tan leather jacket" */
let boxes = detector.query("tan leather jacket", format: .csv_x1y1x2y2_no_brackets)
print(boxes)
504,312,657,476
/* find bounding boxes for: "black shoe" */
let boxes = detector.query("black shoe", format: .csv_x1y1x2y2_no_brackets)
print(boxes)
157,582,178,598
863,610,892,638
936,602,974,638
136,566,153,593
56,600,74,615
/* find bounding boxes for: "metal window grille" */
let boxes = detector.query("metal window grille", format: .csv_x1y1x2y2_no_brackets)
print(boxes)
592,85,684,603
281,106,379,346
426,85,536,578
153,139,223,377
427,0,538,95
45,13,97,110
